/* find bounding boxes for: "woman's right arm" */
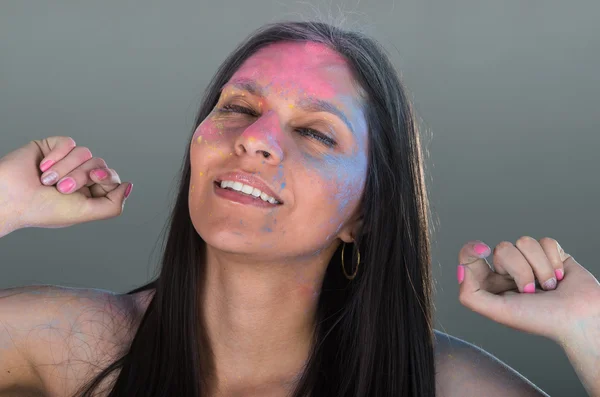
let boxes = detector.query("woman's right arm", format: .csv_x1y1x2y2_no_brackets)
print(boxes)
0,136,133,395
0,287,48,395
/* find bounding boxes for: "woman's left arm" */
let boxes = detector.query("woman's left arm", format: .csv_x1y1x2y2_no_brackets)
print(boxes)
456,237,600,396
557,317,600,396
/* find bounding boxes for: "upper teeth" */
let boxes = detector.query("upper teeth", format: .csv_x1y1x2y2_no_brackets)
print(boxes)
219,180,280,204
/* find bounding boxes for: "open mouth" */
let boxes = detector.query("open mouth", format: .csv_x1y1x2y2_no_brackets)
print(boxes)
214,180,283,206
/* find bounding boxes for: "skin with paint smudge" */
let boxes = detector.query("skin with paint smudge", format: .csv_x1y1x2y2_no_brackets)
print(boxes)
187,41,369,393
189,41,368,262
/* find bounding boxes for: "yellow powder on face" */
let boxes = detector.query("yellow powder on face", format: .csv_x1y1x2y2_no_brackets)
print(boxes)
197,136,203,144
199,172,203,176
288,103,295,109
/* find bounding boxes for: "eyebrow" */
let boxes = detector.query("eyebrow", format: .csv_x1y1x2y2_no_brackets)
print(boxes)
221,78,355,134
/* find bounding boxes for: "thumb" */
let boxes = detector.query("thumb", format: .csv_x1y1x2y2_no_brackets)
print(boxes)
80,182,133,222
458,263,512,326
458,262,555,339
458,263,500,309
457,241,502,316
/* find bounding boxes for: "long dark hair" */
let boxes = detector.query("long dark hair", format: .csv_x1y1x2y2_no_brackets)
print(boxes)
75,20,435,397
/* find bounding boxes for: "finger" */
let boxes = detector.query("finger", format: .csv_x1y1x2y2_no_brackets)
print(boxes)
40,146,93,187
458,240,518,294
88,168,122,197
458,240,493,278
514,236,557,291
458,262,557,340
53,157,113,194
79,182,133,222
36,136,77,172
491,241,539,293
539,237,567,282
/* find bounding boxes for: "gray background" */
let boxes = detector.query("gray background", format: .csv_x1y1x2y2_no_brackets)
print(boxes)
1,1,598,396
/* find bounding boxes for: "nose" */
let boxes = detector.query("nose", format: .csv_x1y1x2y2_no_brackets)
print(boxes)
233,111,284,164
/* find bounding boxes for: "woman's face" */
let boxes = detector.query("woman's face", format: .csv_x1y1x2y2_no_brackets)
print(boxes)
189,41,369,261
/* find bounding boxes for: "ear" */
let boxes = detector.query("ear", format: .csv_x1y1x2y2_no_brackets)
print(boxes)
337,214,364,244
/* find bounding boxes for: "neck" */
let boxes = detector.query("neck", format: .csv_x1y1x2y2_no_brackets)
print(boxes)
202,246,331,395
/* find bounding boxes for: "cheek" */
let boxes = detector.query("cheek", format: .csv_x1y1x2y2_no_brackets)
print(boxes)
301,154,366,230
192,117,225,144
309,154,366,209
191,119,234,162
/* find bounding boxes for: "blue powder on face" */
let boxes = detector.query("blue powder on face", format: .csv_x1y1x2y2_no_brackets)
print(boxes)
302,150,367,215
281,182,286,189
262,227,273,233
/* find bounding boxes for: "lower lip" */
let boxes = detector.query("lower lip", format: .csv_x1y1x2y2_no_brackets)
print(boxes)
213,182,281,208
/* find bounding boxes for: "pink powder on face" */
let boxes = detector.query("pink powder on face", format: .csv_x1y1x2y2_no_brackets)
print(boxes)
188,41,369,257
193,113,228,144
230,42,352,100
240,110,285,151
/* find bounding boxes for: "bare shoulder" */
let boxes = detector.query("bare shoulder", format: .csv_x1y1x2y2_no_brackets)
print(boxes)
0,284,142,397
433,329,550,397
130,287,155,316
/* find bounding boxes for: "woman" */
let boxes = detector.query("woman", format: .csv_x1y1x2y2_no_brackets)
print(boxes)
0,21,598,397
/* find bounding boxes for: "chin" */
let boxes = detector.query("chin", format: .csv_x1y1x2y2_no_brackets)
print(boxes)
191,216,270,253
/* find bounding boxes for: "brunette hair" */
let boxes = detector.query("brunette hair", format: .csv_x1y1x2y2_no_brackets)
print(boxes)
75,20,435,397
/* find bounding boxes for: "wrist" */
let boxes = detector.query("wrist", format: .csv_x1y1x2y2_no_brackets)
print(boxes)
0,175,24,237
0,218,17,238
0,200,23,238
556,318,600,397
0,212,19,238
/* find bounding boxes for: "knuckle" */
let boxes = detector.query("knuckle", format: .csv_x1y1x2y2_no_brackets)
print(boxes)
53,136,76,148
538,237,557,247
64,136,77,147
494,241,513,254
77,147,93,161
95,158,108,168
515,235,537,249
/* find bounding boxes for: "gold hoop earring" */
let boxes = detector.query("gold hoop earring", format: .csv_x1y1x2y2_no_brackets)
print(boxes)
341,242,360,280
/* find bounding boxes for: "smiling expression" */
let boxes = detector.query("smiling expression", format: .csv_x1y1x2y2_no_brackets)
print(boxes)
188,41,369,261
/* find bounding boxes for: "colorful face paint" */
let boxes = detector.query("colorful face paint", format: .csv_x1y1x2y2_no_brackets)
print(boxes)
188,41,368,261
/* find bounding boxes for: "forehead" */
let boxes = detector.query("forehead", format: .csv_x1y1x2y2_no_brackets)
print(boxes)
227,41,361,102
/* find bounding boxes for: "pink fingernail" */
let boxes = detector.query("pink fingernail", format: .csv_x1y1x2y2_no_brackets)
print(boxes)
124,183,133,199
40,160,55,173
93,169,108,180
523,282,536,293
555,269,564,281
474,243,491,257
542,277,557,290
57,177,75,193
457,265,465,284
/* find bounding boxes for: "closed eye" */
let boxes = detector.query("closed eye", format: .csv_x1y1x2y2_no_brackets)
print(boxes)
218,104,337,147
